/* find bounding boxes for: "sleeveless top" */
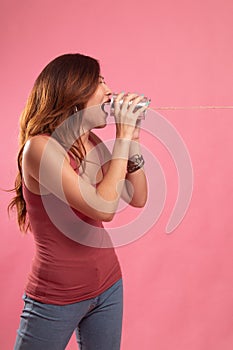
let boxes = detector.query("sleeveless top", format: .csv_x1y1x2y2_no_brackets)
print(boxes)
23,138,122,305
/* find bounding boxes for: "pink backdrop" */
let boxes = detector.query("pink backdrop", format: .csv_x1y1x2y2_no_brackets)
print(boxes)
1,0,233,349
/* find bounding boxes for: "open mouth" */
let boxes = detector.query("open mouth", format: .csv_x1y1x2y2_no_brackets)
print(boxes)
101,100,111,114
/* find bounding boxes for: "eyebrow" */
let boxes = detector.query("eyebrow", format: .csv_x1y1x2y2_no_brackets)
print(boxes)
99,75,105,80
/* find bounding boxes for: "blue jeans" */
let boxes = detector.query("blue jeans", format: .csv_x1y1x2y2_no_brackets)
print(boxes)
14,278,123,350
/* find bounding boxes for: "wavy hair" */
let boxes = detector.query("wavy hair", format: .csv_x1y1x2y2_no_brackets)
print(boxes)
8,53,100,232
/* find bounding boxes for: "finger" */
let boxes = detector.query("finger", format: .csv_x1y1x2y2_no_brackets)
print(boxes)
128,95,145,113
115,92,125,102
120,93,139,115
123,93,139,102
114,92,125,117
134,103,149,118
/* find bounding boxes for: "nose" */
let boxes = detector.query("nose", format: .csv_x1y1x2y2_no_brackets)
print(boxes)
104,83,112,97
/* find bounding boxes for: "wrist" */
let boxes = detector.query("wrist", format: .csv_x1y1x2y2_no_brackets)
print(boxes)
131,137,140,142
116,132,133,141
127,154,145,173
129,139,141,157
112,138,131,160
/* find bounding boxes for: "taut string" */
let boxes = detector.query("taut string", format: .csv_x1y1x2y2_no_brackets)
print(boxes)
151,105,233,110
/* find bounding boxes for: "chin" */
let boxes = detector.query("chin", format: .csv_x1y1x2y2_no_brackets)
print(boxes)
94,122,107,129
94,113,107,129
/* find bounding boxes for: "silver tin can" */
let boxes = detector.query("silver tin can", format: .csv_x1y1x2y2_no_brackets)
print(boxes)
109,93,151,119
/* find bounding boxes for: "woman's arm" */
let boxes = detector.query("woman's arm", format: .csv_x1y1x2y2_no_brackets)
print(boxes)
22,94,148,221
91,133,147,208
22,134,131,222
124,138,148,207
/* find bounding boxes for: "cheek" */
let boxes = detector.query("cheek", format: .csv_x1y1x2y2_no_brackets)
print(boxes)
94,87,103,101
86,88,102,108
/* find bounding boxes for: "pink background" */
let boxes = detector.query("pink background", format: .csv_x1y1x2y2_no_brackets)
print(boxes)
1,0,233,349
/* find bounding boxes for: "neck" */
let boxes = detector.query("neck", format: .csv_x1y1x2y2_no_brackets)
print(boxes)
79,130,90,147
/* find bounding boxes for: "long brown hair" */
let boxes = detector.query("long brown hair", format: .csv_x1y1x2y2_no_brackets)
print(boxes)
8,53,100,232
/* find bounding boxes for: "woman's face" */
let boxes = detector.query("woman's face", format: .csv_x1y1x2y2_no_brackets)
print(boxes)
83,75,112,130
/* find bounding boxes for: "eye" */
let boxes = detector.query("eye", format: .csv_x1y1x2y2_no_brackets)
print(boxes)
99,76,106,84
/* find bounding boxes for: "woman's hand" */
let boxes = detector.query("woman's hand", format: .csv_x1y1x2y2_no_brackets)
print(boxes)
113,93,148,140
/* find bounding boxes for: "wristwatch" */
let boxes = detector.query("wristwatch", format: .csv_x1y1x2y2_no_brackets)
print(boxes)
127,154,145,173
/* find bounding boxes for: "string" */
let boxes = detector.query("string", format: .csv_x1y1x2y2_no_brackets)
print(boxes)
151,105,233,110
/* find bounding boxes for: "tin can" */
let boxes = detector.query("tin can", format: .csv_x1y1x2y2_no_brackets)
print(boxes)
109,93,151,119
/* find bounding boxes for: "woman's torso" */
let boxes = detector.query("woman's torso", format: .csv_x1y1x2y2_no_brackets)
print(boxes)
23,133,121,305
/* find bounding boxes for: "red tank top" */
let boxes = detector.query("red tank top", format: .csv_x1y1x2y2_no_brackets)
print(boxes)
23,146,122,305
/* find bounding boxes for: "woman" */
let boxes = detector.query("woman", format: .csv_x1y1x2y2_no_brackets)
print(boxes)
10,53,148,350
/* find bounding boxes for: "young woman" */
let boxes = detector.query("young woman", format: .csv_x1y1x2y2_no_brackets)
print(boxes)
10,53,148,350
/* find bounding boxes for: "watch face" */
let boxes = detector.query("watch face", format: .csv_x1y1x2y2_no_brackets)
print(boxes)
127,154,145,173
129,154,141,165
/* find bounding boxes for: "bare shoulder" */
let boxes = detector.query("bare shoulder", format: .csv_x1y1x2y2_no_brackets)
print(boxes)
23,134,69,162
23,134,49,156
22,134,70,188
